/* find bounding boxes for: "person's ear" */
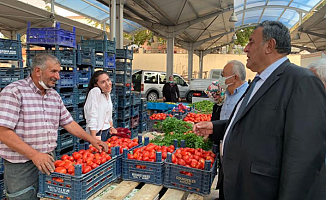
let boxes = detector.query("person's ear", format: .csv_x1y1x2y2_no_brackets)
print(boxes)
35,67,42,79
266,38,276,54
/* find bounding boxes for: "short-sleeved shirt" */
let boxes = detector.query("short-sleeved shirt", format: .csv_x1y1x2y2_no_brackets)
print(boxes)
0,77,73,163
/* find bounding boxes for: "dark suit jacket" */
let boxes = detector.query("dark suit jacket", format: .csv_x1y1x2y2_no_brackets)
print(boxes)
212,59,326,200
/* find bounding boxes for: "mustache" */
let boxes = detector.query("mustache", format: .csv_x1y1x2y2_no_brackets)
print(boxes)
50,78,58,82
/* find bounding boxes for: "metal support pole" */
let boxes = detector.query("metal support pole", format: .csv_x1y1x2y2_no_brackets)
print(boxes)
188,43,194,81
166,32,174,78
110,0,116,41
116,2,124,48
51,0,56,27
198,50,204,79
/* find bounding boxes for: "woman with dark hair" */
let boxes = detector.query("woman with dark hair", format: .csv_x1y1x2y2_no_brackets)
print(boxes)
84,70,117,141
162,75,181,102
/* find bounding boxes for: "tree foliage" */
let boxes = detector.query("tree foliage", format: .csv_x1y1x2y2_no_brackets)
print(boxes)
234,27,254,46
124,30,166,46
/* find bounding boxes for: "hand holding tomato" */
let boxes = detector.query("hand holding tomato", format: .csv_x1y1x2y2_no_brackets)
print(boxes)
31,152,55,175
89,138,109,153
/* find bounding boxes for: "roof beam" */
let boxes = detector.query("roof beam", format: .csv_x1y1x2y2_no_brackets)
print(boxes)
258,0,270,23
291,44,319,52
0,0,48,19
81,0,110,14
132,0,165,25
241,0,247,26
18,18,54,34
142,0,176,25
124,4,156,23
236,5,308,15
187,1,211,38
176,0,188,24
123,14,167,31
299,29,326,39
277,0,295,21
193,29,233,48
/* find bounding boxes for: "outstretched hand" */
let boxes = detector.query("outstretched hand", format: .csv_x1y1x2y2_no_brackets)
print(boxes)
90,139,109,153
193,121,214,137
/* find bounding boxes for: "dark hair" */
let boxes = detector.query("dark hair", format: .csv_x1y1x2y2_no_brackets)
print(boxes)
255,21,291,55
85,70,110,102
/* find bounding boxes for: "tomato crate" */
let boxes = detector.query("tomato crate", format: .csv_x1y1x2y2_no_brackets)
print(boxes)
75,139,89,151
118,96,131,108
55,145,76,160
0,67,22,88
38,149,118,200
130,116,139,129
131,106,139,117
95,53,115,68
57,129,76,150
116,48,133,60
116,85,132,96
76,67,91,85
0,35,22,60
77,49,95,66
148,119,163,131
164,145,219,196
59,91,74,108
117,107,131,120
117,118,131,129
138,121,148,133
80,35,115,54
56,70,76,88
26,49,76,67
27,22,76,48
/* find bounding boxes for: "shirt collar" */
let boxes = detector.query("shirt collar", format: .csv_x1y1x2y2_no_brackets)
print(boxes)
27,76,54,95
257,56,288,81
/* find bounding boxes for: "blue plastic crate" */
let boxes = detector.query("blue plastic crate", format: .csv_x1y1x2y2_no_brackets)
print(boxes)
0,67,22,88
0,35,22,60
122,143,164,185
56,70,76,88
23,67,31,78
27,22,76,48
54,144,75,160
80,35,116,54
75,107,84,123
76,139,89,151
118,107,131,120
77,49,95,66
38,149,117,200
139,112,149,122
138,121,148,133
76,68,91,85
0,158,3,174
131,106,139,117
113,118,118,128
116,48,133,60
59,91,74,107
130,127,138,139
0,179,4,200
116,85,131,96
118,97,131,108
115,62,132,72
26,49,76,67
57,129,76,150
130,116,139,129
117,118,130,129
164,148,218,195
131,93,141,106
115,73,131,84
139,99,148,111
75,88,87,104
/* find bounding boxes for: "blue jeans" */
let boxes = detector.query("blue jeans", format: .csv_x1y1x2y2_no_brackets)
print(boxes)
96,129,110,142
4,160,39,200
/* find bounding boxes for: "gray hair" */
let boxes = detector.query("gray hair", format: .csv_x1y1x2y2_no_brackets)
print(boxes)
255,21,291,55
31,53,60,72
228,60,246,81
307,58,326,83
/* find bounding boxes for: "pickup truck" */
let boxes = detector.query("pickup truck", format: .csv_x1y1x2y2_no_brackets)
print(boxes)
187,69,222,103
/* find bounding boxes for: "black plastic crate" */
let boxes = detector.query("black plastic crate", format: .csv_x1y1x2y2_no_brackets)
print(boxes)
118,107,131,120
54,144,75,160
0,158,3,174
139,111,149,122
59,91,74,107
116,85,131,96
56,129,76,150
117,118,130,129
130,127,138,139
138,121,148,133
139,99,148,111
0,35,22,60
131,106,139,117
0,179,4,200
27,22,76,48
27,49,76,67
77,49,95,66
116,48,133,60
0,67,23,88
131,92,141,106
115,61,132,72
118,96,131,108
80,35,116,54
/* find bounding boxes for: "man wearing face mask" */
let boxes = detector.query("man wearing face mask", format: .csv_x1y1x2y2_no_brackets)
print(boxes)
0,54,108,200
219,60,248,120
162,75,181,102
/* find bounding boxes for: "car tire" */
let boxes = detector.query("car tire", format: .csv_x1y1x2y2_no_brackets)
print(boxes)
147,91,158,101
186,91,193,102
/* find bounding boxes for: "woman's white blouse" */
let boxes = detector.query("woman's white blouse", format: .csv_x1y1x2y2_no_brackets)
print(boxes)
84,87,113,133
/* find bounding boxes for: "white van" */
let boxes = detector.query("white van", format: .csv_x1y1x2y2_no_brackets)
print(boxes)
132,70,190,101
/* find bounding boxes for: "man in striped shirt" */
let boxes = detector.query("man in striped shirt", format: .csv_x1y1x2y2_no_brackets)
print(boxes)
0,54,108,200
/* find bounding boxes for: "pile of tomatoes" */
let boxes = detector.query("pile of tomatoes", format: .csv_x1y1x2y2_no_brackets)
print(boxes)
54,146,112,175
127,143,175,164
149,113,172,120
105,136,139,154
183,113,212,123
171,147,216,171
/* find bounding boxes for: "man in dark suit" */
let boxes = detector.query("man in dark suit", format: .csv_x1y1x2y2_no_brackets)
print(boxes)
194,21,326,200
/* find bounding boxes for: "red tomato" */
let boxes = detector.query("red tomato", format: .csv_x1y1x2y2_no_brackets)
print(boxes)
55,167,67,174
72,152,82,160
82,165,92,174
54,160,65,168
178,159,186,166
63,161,73,169
100,157,107,164
67,156,74,162
67,166,75,175
172,154,176,163
91,163,98,169
61,155,69,161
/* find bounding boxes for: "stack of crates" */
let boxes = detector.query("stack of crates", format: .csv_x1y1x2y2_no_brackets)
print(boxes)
0,34,25,90
79,34,116,140
130,92,141,138
0,158,4,200
138,98,148,133
26,22,78,159
116,46,133,130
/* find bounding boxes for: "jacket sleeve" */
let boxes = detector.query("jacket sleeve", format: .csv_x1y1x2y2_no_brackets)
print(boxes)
175,85,180,98
162,84,167,97
278,75,326,200
209,120,228,144
84,88,101,131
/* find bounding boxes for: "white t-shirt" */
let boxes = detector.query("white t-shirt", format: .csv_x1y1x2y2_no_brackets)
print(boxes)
84,87,113,133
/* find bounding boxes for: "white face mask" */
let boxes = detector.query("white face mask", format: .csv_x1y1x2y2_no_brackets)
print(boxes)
38,74,50,90
218,75,235,89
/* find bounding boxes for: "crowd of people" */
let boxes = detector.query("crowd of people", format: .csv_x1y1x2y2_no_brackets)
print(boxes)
0,20,325,200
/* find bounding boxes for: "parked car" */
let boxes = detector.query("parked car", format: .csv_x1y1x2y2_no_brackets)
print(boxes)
132,70,190,101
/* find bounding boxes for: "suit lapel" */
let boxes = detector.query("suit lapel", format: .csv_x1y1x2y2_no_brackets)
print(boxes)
234,59,290,124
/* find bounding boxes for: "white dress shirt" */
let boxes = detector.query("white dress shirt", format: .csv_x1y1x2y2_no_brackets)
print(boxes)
84,87,113,133
221,57,288,156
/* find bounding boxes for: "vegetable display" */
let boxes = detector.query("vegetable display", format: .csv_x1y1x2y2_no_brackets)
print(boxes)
183,113,212,123
189,100,214,113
